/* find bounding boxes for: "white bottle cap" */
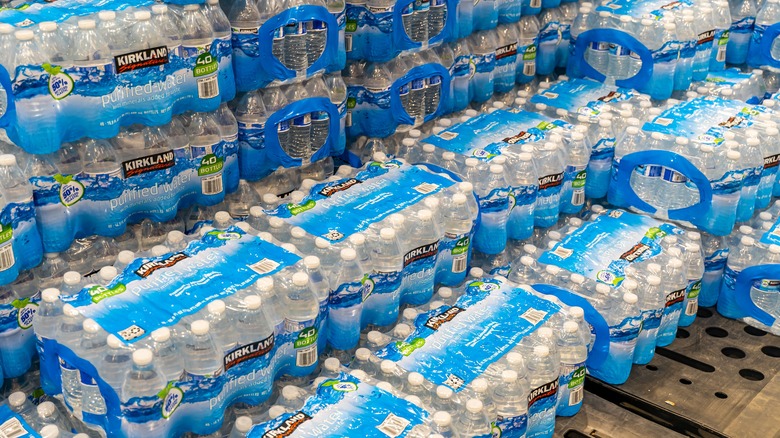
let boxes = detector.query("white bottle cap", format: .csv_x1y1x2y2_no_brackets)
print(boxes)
235,416,253,433
622,278,638,291
595,283,611,295
63,304,79,317
340,248,357,261
372,152,388,162
402,138,416,147
42,288,60,302
133,348,154,366
534,345,550,357
472,377,488,393
134,10,151,20
727,150,741,160
544,142,558,151
349,233,366,246
465,157,479,167
599,118,612,127
151,4,168,14
287,227,306,240
405,395,422,407
99,266,118,281
379,227,396,240
647,275,661,286
262,193,278,205
422,143,436,153
314,237,330,249
408,372,424,386
501,369,518,383
538,327,553,339
563,320,579,333
535,103,548,112
320,357,340,372
436,385,453,399
8,391,26,408
394,323,411,338
83,318,101,333
647,263,661,273
282,385,300,400
433,411,452,427
107,334,123,348
207,299,226,315
190,320,210,335
442,151,456,161
39,21,57,32
669,258,683,268
355,348,371,361
402,308,418,320
38,401,57,417
303,256,320,269
380,360,395,373
489,164,504,174
438,287,453,299
244,295,262,310
741,236,755,246
151,245,169,257
98,10,116,20
518,152,533,161
469,267,484,277
519,256,534,267
292,272,309,287
376,381,394,393
545,265,561,275
151,327,171,342
39,425,60,438
466,398,483,413
569,306,585,319
78,19,97,30
664,22,676,30
256,276,274,292
623,292,638,304
388,213,405,227
459,181,474,193
268,217,285,229
569,273,585,285
0,155,16,166
268,405,287,419
687,243,700,253
184,4,200,10
418,209,433,221
769,244,780,254
409,129,422,138
11,29,32,41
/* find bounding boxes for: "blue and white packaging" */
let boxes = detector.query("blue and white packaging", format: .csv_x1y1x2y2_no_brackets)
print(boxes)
0,2,235,154
39,228,314,437
248,373,429,437
0,405,38,438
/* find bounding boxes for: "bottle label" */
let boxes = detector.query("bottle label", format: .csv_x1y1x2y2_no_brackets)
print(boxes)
375,277,558,390
730,16,755,35
705,247,729,272
661,168,688,183
528,378,559,412
591,137,616,160
538,210,684,287
478,187,511,213
640,307,663,330
438,233,470,276
665,287,686,308
492,413,528,437
565,165,587,206
559,362,586,406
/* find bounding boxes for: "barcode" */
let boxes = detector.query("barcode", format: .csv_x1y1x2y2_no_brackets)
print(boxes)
0,417,26,438
0,243,15,272
415,183,438,194
685,299,698,316
345,34,353,52
197,75,219,99
569,386,584,405
202,174,223,195
542,92,558,99
376,414,411,437
717,46,726,62
118,325,145,342
521,308,548,325
523,62,536,76
346,110,352,127
654,118,672,126
443,373,465,389
530,0,541,7
572,190,585,206
552,246,573,259
296,344,317,367
438,131,458,140
452,255,467,273
771,226,780,238
249,258,280,275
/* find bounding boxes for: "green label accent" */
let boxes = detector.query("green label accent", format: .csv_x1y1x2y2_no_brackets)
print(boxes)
452,236,470,256
688,280,701,298
0,223,12,245
347,96,357,109
294,327,318,349
346,20,357,32
719,31,729,45
644,226,667,241
569,366,586,388
572,170,587,188
523,45,537,61
537,121,555,131
397,337,425,356
289,199,316,216
89,283,128,303
194,52,218,77
198,154,224,176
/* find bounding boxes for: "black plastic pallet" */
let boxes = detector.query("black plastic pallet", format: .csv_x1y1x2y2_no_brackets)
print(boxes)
555,308,780,438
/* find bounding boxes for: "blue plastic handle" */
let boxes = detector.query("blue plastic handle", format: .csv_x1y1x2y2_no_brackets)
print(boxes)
265,97,340,168
756,23,780,69
258,6,340,82
610,150,713,224
390,62,452,126
0,64,16,129
734,263,780,327
571,28,653,90
532,284,610,368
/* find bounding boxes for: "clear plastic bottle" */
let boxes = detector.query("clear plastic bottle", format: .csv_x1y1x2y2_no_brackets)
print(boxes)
526,345,559,438
556,321,587,416
206,299,239,353
678,243,705,327
183,320,222,378
719,236,756,319
474,165,511,255
121,349,168,435
492,369,529,436
633,274,664,364
329,248,366,350
726,0,756,65
456,399,491,436
437,194,473,286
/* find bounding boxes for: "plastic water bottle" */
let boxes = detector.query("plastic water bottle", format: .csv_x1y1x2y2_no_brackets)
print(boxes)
586,12,612,75
674,14,696,91
726,0,756,65
149,328,184,383
719,236,756,319
430,411,456,437
468,31,498,103
656,258,687,347
750,244,780,318
474,165,511,255
402,209,440,305
757,126,780,209
755,0,780,60
285,85,313,160
556,321,587,417
736,137,763,222
600,292,640,384
495,24,520,93
121,349,167,435
329,248,366,350
536,8,561,77
207,300,238,353
429,0,447,38
36,402,71,433
692,7,715,79
492,369,528,437
711,1,732,71
413,0,431,43
456,399,491,436
516,16,538,83
230,416,254,438
506,152,538,241
560,132,590,214
58,304,84,409
437,193,473,286
534,142,565,228
633,274,664,364
184,320,222,378
526,345,558,438
678,243,704,327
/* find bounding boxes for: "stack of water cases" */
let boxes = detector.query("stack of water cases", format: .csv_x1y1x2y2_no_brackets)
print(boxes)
0,0,240,392
225,0,348,182
343,0,582,140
